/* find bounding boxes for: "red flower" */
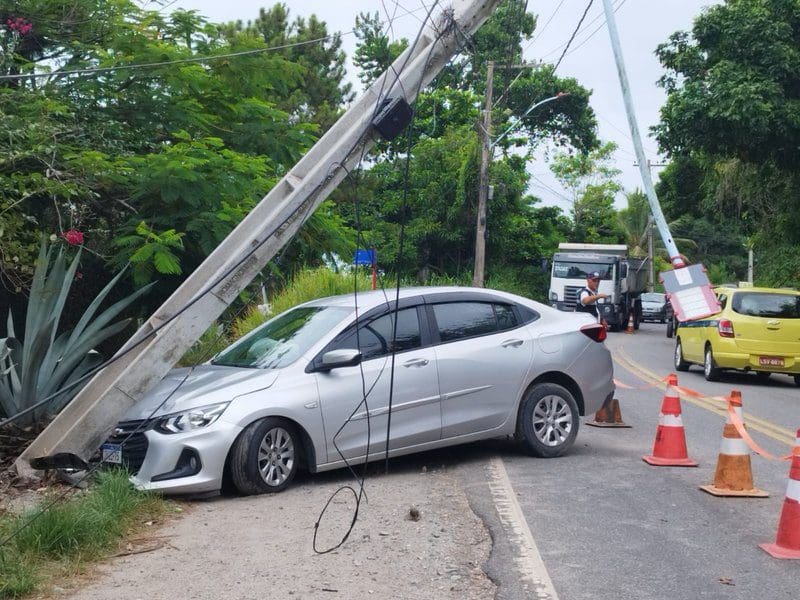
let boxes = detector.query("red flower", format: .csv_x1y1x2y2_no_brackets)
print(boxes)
63,229,84,246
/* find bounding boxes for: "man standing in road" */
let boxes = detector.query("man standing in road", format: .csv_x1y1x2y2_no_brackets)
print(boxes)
575,271,609,324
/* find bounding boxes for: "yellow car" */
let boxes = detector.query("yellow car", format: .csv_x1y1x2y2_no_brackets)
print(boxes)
673,286,800,385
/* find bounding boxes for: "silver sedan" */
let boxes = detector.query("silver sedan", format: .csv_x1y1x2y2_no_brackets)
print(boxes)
101,287,615,495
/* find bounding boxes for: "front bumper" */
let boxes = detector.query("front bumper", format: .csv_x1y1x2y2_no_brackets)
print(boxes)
128,420,244,495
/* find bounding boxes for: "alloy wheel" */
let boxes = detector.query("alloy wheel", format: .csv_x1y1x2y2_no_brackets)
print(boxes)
257,426,295,487
531,394,573,447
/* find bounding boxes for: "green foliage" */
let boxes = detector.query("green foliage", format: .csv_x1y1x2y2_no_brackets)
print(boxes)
654,1,800,288
550,142,624,242
353,12,408,88
0,469,167,597
113,221,185,286
0,240,151,425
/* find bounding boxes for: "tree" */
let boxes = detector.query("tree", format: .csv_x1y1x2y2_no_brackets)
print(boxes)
352,11,408,88
550,142,624,242
0,2,354,315
220,3,354,129
653,0,800,286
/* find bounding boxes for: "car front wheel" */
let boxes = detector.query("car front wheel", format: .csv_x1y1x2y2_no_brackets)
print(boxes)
518,383,579,458
229,417,299,495
674,339,690,372
704,347,721,382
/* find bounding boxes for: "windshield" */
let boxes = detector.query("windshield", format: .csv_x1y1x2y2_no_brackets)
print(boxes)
641,293,665,303
212,306,352,368
552,262,612,280
732,292,800,319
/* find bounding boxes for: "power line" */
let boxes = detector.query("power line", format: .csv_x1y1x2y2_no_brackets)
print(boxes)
553,0,595,72
561,0,629,59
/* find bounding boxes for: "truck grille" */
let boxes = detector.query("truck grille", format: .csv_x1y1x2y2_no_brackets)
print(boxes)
103,419,151,475
563,286,583,311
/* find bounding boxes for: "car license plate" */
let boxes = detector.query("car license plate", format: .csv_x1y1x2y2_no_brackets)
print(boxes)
101,443,122,464
758,356,784,367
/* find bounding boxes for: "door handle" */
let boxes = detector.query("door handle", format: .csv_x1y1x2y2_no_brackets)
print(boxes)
501,339,524,348
403,358,429,367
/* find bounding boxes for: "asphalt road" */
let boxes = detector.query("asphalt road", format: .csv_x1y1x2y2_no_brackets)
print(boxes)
463,322,799,600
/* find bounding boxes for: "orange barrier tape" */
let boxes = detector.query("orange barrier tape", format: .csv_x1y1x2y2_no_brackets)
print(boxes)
726,401,793,461
613,376,668,390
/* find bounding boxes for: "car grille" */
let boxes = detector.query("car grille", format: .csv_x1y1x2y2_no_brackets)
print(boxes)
563,286,583,311
103,419,151,475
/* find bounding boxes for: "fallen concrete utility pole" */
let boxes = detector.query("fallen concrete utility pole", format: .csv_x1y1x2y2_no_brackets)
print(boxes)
18,0,504,474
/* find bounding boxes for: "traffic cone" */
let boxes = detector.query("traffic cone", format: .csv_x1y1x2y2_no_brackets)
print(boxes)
700,390,768,497
624,312,635,334
759,429,800,559
586,398,631,428
642,373,698,467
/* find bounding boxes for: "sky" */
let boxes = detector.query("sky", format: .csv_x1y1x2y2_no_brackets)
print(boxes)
165,0,720,210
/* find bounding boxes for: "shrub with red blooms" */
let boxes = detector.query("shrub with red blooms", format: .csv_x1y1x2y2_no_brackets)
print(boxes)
63,229,84,246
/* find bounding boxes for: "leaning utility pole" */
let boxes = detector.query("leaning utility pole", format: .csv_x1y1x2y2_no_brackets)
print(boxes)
473,60,494,288
601,0,684,269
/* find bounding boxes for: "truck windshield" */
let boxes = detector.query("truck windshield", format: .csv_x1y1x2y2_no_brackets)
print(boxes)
553,262,612,280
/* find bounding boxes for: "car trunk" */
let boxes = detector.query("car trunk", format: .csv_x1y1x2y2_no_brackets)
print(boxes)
730,292,800,357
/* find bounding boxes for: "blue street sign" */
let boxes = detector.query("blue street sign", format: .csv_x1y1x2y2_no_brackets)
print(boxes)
353,249,376,266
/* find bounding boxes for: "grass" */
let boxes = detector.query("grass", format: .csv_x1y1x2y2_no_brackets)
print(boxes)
0,470,169,598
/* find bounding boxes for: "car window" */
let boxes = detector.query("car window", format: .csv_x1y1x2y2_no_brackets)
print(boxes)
553,262,611,280
213,306,352,369
732,292,800,318
334,307,422,361
641,293,665,303
433,302,517,342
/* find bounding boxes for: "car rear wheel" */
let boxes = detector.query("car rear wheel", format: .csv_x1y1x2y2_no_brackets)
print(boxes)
518,383,579,458
704,347,721,382
674,339,690,372
229,417,299,495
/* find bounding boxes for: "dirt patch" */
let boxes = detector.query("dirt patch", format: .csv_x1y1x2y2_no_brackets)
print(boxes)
47,465,496,600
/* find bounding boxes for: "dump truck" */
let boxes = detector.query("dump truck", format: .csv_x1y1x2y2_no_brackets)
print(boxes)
548,243,648,331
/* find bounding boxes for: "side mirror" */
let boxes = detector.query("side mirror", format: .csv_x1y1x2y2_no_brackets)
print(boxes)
310,349,362,373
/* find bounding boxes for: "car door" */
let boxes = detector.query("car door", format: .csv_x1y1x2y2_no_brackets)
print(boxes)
314,305,441,463
427,299,533,439
679,292,724,363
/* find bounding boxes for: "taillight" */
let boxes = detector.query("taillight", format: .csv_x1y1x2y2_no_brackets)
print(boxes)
580,323,607,342
718,319,735,338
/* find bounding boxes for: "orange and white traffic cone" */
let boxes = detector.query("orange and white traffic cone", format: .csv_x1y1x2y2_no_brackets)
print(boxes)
700,390,768,497
624,312,635,334
642,373,698,467
586,398,631,428
759,429,800,559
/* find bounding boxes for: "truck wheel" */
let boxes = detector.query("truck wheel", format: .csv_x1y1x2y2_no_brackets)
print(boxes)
666,319,674,338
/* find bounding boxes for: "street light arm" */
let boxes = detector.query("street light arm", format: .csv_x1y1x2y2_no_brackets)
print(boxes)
490,92,568,150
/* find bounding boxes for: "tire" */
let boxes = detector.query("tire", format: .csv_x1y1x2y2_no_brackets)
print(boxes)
704,346,722,382
518,383,579,458
229,417,300,495
674,339,690,372
666,318,674,339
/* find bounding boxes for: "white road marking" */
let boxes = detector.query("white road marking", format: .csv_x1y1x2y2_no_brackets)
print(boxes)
487,456,560,600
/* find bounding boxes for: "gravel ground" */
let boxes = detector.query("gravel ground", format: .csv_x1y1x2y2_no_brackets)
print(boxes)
48,463,496,600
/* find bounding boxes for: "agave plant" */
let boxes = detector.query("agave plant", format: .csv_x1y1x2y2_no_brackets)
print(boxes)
0,240,152,427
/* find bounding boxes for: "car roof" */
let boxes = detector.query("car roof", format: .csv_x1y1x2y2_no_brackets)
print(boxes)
715,286,799,296
299,286,538,311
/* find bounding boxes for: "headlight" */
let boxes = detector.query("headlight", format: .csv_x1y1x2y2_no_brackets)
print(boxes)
549,291,558,301
154,402,230,434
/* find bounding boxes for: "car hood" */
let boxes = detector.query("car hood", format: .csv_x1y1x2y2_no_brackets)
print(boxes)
122,365,280,420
